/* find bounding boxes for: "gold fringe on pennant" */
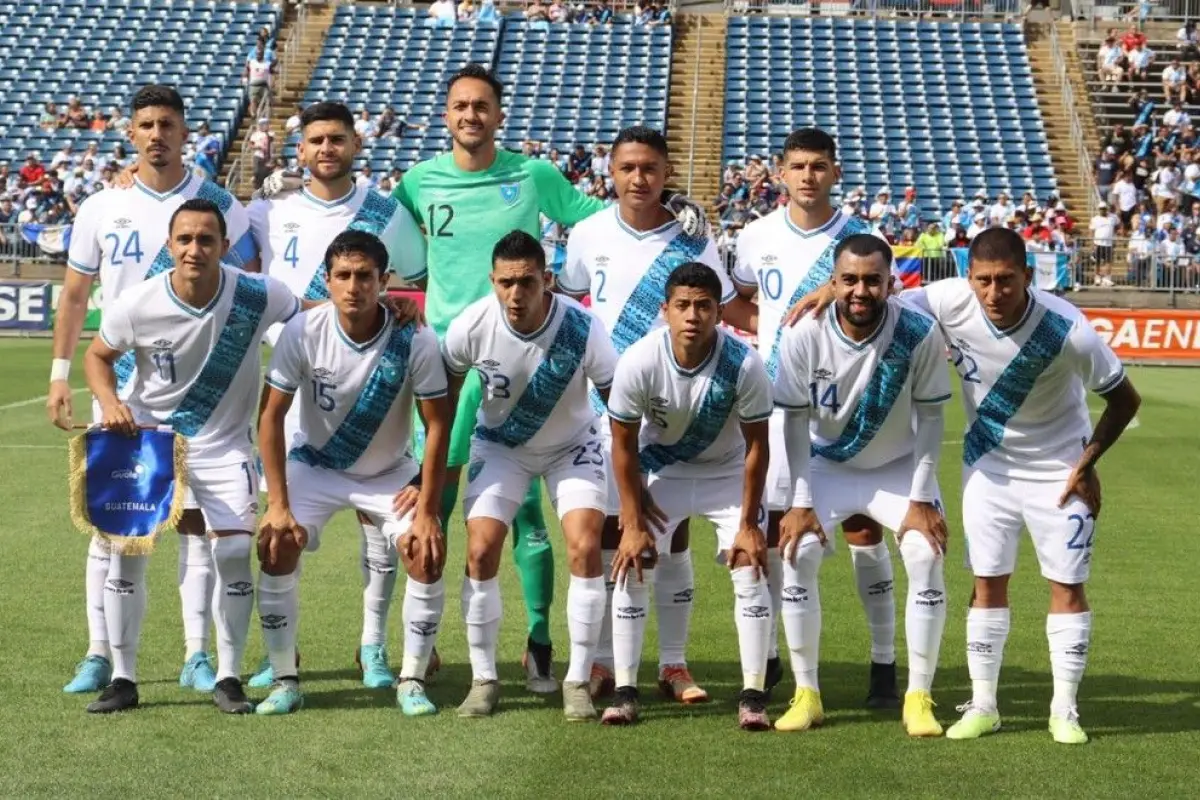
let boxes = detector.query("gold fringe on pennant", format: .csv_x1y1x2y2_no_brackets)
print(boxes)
67,431,190,556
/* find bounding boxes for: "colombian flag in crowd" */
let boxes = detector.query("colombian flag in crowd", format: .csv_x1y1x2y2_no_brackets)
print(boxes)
891,245,924,289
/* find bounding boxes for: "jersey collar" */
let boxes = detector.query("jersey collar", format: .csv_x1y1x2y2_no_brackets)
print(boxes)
827,301,889,351
984,291,1036,338
783,207,842,239
501,292,559,341
165,267,225,318
662,327,719,377
614,206,678,241
302,184,357,209
334,303,390,352
134,171,193,201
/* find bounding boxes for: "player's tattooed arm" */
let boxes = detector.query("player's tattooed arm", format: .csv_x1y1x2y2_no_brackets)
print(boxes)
1061,376,1141,515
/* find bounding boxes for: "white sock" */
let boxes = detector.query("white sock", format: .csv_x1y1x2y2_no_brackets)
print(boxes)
178,534,214,658
210,535,254,682
105,552,148,683
595,549,616,671
85,537,111,659
400,577,445,680
899,533,947,693
781,537,823,690
965,606,1010,711
850,541,896,664
654,550,694,669
462,576,501,681
766,550,782,660
565,575,606,684
359,519,397,648
257,570,299,679
1047,611,1091,717
731,566,772,691
612,570,652,689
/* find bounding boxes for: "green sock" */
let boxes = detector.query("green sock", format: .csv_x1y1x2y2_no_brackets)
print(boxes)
439,483,458,534
512,479,553,646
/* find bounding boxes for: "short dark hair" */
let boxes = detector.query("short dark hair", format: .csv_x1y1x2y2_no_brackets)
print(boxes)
300,101,354,132
169,198,226,239
665,262,724,303
611,125,669,159
324,230,389,276
968,227,1028,272
782,127,837,161
492,230,545,269
833,233,893,272
447,63,504,105
130,84,185,117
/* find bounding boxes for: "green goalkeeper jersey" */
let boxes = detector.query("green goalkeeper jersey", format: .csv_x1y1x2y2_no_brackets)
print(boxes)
391,149,605,335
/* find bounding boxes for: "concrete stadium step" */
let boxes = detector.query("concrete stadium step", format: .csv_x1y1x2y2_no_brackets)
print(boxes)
666,13,727,213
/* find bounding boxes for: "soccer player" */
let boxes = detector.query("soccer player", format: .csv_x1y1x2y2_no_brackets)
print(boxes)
772,234,951,736
81,198,299,713
49,84,256,696
902,228,1140,745
245,100,426,691
731,127,903,706
605,263,773,730
440,231,617,720
557,125,755,703
255,230,451,716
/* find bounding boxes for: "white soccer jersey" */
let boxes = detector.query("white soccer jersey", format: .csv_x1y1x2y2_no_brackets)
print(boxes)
441,293,618,455
773,296,951,470
906,279,1125,480
607,327,773,480
558,205,734,353
265,304,446,479
99,266,300,465
731,207,883,381
248,185,426,305
68,173,255,309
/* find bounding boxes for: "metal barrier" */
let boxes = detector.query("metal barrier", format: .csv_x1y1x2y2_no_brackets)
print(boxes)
0,223,65,277
1089,1,1200,26
724,0,1025,19
1074,235,1200,295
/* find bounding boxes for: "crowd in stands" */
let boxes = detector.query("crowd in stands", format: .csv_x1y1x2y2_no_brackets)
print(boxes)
425,0,670,26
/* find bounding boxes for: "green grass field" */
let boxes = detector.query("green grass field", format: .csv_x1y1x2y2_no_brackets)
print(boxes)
0,338,1197,798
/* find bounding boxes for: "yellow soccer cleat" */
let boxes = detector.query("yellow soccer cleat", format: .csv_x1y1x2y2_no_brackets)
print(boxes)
945,702,1001,740
774,687,824,732
1048,710,1089,745
903,690,944,738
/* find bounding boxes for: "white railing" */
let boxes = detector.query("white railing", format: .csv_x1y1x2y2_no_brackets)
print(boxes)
1049,23,1101,220
685,15,704,196
723,0,1026,19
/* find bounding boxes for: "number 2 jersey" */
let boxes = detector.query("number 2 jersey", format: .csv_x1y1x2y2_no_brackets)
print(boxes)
265,303,447,479
68,173,255,310
773,296,951,470
607,327,773,481
904,279,1126,480
440,292,618,456
98,266,299,465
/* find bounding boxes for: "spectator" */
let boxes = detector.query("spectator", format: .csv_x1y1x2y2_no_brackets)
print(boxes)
941,198,966,231
50,143,75,173
548,0,569,22
375,106,397,138
916,220,945,258
108,105,129,134
64,96,89,129
869,189,897,236
967,212,987,239
587,0,613,25
715,182,736,219
1089,202,1117,270
194,122,222,180
898,186,921,230
1163,58,1188,103
19,153,45,188
356,165,376,190
377,176,394,196
1121,23,1146,52
354,108,374,139
1164,101,1190,130
1127,222,1154,285
1177,21,1198,58
650,3,672,25
1101,122,1132,156
525,0,549,23
245,42,276,115
429,0,457,26
546,147,568,174
1097,36,1124,90
947,225,971,248
478,0,501,23
285,106,303,136
251,25,276,61
1126,42,1154,81
249,118,274,189
988,192,1014,227
568,144,591,181
591,144,610,180
39,102,61,131
458,0,478,22
89,110,108,132
1111,170,1138,231
110,143,130,170
1152,158,1181,212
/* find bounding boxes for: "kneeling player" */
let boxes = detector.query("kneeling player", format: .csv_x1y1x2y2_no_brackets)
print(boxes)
255,231,451,716
773,234,952,736
607,263,774,730
441,231,618,721
83,198,300,714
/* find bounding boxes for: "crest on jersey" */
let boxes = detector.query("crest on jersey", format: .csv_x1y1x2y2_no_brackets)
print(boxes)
499,183,521,206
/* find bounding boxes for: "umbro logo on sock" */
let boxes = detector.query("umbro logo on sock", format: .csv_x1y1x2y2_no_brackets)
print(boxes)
782,586,808,602
261,614,288,630
410,621,438,636
916,589,945,607
105,578,134,595
742,605,770,619
226,581,254,597
1065,642,1089,657
966,641,993,654
616,606,646,620
868,580,894,596
673,589,694,604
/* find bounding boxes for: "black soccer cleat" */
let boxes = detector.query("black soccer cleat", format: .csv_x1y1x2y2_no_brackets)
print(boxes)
86,678,139,714
765,656,784,697
865,661,901,710
213,677,254,714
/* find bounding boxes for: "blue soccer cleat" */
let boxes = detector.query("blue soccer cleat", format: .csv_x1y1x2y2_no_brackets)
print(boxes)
255,682,304,716
179,652,218,692
248,657,275,689
63,655,112,694
357,644,395,690
396,679,437,717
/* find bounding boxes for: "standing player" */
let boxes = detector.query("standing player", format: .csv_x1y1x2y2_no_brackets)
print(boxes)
245,100,426,691
900,229,1140,745
255,231,451,716
81,199,299,713
605,263,774,730
48,85,256,696
772,235,951,737
556,125,755,703
440,231,617,720
732,127,903,706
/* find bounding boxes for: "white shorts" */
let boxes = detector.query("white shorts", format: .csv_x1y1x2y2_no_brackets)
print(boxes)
463,434,607,525
287,460,416,552
811,456,943,553
961,466,1096,585
765,409,791,511
598,423,622,517
645,472,765,558
187,459,259,532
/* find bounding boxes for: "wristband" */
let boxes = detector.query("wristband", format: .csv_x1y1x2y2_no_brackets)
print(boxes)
50,358,71,382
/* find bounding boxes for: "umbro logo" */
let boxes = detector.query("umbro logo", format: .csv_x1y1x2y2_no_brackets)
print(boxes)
114,217,131,229
153,338,173,349
616,605,645,620
1066,643,1089,657
410,621,438,636
105,578,134,595
783,585,808,602
954,339,973,353
761,254,778,265
813,368,833,381
673,589,694,603
916,588,944,607
226,581,253,597
868,580,893,595
283,222,300,233
482,359,500,368
743,604,770,619
262,614,287,630
966,641,992,654
313,367,334,380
